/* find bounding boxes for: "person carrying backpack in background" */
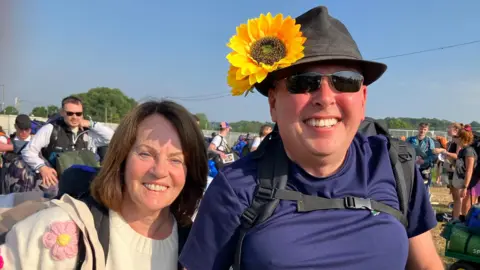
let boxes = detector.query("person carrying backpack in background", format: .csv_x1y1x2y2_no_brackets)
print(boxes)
0,115,33,163
21,96,114,196
232,135,249,158
250,124,273,152
407,122,437,196
0,115,36,194
179,6,442,270
450,126,478,220
209,122,238,168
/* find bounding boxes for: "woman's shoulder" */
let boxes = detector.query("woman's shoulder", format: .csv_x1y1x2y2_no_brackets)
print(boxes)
12,205,74,231
2,205,81,268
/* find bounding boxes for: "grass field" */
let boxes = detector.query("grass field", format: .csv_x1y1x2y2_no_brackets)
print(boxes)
430,186,456,268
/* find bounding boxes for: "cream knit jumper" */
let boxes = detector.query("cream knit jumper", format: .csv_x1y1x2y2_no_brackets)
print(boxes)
0,205,178,269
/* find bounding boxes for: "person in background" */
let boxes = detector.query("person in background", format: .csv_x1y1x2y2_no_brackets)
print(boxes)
433,135,448,186
451,127,477,219
0,115,34,193
250,124,273,152
22,96,114,188
407,123,437,195
0,115,33,155
0,126,8,145
434,123,461,188
209,122,232,159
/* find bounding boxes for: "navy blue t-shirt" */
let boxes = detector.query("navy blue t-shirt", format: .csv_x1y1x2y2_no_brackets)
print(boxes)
180,134,437,270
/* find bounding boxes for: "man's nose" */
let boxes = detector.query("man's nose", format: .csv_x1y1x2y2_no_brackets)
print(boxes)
310,77,336,108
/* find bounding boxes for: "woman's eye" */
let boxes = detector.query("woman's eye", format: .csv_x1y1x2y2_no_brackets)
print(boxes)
138,152,152,158
170,159,184,165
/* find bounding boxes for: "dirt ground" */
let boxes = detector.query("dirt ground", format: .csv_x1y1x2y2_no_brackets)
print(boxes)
430,186,456,268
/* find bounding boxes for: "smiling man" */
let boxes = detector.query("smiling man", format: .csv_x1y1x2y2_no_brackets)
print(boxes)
22,95,114,189
179,5,442,270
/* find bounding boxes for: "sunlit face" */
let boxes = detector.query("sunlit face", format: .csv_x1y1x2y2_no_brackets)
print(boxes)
61,102,84,128
418,125,429,138
448,124,459,137
123,114,187,216
262,126,273,137
268,64,367,160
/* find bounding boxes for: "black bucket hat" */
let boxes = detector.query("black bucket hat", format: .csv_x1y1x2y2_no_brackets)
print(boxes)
255,6,387,96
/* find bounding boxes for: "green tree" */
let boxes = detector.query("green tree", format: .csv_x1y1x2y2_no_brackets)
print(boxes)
386,118,411,129
195,113,210,129
47,105,59,116
31,106,48,117
2,106,19,115
73,87,137,123
470,121,480,129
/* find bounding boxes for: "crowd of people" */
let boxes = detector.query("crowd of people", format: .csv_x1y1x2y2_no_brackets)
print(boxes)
0,4,475,270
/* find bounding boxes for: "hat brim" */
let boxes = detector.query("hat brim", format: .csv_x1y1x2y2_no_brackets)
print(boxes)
255,56,387,97
15,123,31,130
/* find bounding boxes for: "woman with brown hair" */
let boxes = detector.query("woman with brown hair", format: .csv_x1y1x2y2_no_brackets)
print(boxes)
434,123,462,186
0,100,208,269
451,127,477,219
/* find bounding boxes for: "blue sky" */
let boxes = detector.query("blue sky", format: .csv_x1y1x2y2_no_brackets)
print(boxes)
2,0,479,124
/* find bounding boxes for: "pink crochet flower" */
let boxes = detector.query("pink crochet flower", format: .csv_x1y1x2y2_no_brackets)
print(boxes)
42,221,79,260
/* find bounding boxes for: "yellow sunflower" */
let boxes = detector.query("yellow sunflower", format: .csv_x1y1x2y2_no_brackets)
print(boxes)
226,13,306,96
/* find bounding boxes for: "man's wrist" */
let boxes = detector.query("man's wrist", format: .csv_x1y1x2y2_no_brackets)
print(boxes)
35,165,45,173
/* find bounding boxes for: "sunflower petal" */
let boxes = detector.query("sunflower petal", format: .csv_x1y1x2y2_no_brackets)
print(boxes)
270,13,284,35
255,68,269,83
258,14,269,37
247,19,260,41
227,53,250,68
237,24,250,43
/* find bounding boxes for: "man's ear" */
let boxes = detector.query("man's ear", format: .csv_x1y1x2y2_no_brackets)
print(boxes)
268,88,277,122
360,86,367,121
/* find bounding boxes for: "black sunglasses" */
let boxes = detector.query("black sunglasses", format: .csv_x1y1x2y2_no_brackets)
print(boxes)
65,111,83,117
285,71,364,94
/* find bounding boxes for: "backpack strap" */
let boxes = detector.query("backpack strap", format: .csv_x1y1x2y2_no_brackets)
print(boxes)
233,126,288,270
271,189,406,225
388,138,415,227
76,196,110,270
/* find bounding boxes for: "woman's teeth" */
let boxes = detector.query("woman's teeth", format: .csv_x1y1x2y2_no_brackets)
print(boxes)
143,183,168,191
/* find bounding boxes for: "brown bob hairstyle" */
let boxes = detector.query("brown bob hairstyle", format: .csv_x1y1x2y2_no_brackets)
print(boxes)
90,100,208,226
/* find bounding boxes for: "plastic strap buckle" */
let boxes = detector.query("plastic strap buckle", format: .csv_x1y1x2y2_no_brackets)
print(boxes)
344,197,372,211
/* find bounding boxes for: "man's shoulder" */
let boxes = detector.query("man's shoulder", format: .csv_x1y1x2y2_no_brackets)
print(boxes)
222,154,258,180
354,133,390,153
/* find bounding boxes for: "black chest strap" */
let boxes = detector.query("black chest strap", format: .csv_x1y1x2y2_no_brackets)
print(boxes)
271,188,407,226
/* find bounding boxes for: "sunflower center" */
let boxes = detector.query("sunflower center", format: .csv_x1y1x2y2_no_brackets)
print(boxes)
250,37,287,65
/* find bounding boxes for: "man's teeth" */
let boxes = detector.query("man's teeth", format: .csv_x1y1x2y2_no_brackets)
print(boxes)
143,184,168,191
306,118,339,127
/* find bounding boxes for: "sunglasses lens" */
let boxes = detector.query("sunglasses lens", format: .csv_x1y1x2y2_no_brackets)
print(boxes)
286,72,320,94
286,71,364,94
330,71,364,93
66,112,83,116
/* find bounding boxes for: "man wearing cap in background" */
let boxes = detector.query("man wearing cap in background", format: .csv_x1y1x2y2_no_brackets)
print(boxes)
0,114,32,155
180,5,442,270
209,121,233,159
